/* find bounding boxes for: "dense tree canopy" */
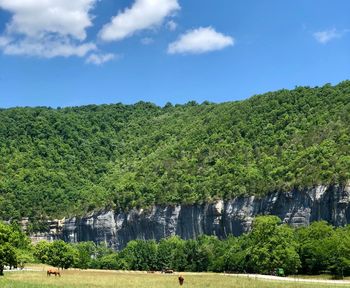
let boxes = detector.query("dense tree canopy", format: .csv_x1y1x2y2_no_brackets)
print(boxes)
0,82,349,221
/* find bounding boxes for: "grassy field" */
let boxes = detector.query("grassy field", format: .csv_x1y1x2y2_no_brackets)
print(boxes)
0,268,347,288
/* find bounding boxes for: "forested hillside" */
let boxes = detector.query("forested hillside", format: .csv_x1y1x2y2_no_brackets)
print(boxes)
0,81,349,221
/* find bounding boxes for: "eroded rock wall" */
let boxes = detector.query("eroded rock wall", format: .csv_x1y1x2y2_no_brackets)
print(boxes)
60,185,350,250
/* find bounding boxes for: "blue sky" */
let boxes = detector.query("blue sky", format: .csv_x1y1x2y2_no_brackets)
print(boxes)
0,0,349,108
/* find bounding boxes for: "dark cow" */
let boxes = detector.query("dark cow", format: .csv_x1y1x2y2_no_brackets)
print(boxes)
178,275,184,285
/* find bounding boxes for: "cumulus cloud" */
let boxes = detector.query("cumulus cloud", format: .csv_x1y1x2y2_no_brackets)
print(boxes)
0,0,97,58
99,0,180,42
168,27,234,54
0,0,96,40
86,53,116,65
313,28,345,44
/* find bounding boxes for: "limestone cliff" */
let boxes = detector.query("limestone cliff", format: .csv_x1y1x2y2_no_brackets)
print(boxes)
53,185,350,250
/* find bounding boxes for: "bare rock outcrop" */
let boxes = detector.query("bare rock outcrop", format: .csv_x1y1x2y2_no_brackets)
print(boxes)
59,185,350,250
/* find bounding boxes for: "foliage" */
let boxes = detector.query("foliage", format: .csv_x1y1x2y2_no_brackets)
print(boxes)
245,216,300,275
296,221,334,274
324,227,350,278
222,236,247,272
0,244,17,276
96,254,120,270
0,222,30,275
156,236,186,271
120,240,158,271
0,82,349,221
73,242,96,269
34,240,77,269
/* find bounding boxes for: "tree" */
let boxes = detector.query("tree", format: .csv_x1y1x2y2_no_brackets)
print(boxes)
74,242,96,269
97,253,120,270
120,240,158,271
35,240,77,269
223,236,247,273
197,235,223,272
183,240,202,272
246,216,300,275
157,236,186,271
0,222,30,275
33,241,51,264
49,241,78,269
15,249,34,269
296,221,334,274
324,227,350,278
0,243,17,275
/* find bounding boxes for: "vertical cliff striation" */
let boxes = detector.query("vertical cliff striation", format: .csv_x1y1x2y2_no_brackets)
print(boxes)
62,185,350,250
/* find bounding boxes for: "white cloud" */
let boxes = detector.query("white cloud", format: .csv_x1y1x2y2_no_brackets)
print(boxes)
313,28,344,44
3,38,96,58
167,20,177,31
140,37,154,45
99,0,180,42
0,0,96,40
168,27,234,55
86,53,116,65
0,0,97,58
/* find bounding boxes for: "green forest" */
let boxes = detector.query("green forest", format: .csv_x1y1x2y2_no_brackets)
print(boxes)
0,81,349,221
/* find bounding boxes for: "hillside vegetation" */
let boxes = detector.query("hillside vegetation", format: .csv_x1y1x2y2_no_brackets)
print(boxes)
0,81,349,221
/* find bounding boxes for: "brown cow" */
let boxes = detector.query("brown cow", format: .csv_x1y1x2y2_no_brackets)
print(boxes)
47,269,61,277
178,275,184,286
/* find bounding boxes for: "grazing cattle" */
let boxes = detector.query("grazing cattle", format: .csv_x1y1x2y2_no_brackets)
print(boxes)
47,269,61,277
178,275,184,285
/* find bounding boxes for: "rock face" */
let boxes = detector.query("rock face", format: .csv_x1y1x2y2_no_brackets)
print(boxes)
61,185,350,250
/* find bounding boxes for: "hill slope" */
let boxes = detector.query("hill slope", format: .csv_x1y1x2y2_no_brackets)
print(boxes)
0,81,349,221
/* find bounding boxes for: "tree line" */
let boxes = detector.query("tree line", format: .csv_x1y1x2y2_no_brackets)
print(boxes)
0,82,349,224
15,216,350,278
2,216,350,278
